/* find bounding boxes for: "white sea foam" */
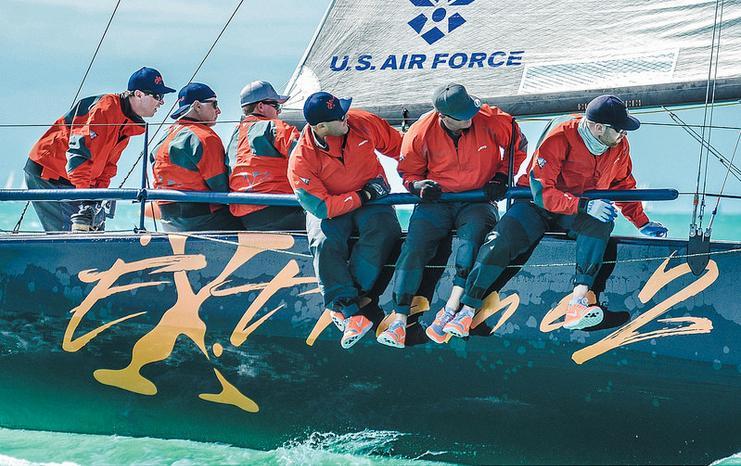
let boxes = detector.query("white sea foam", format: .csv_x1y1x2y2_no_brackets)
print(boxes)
0,428,447,466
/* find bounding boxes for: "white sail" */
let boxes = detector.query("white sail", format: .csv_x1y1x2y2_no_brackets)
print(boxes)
283,0,741,123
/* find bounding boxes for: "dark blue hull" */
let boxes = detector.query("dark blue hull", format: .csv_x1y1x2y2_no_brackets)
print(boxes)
0,232,739,464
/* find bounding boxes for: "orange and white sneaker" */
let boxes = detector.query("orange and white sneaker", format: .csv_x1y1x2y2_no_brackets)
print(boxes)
341,315,373,349
377,320,406,348
443,308,474,338
426,308,456,343
564,296,604,330
329,311,347,331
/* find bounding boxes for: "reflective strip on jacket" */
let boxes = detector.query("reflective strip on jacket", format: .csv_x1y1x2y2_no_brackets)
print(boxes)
151,119,230,213
398,104,527,192
28,94,145,188
287,109,402,219
227,115,300,217
520,116,649,228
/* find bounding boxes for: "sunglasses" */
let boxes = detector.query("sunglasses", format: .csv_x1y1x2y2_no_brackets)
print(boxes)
203,100,219,109
441,113,467,122
261,100,281,110
603,124,627,135
141,90,164,101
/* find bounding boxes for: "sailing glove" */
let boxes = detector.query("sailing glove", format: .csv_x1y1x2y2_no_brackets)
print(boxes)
358,177,390,204
639,221,668,238
71,201,101,232
483,173,509,202
410,180,442,201
578,198,617,223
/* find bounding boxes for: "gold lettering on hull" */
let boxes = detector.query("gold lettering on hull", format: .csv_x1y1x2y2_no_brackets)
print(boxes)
572,256,716,364
63,233,317,412
64,236,720,414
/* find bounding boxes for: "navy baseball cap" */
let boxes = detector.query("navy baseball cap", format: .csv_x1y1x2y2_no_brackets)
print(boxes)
170,83,217,119
127,67,175,95
303,92,352,125
240,81,289,106
433,83,481,121
585,95,640,131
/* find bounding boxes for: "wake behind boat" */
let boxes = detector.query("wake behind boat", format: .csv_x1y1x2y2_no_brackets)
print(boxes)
0,0,740,464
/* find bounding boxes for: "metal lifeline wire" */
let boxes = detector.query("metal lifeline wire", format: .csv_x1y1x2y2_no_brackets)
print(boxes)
12,0,123,234
662,107,741,184
117,0,246,190
708,128,741,231
140,231,741,269
692,0,724,231
700,0,726,232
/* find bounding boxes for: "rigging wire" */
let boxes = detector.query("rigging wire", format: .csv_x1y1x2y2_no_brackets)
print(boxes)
12,0,122,234
707,129,741,231
692,0,724,230
70,0,122,106
117,0,246,189
699,0,726,231
662,107,741,183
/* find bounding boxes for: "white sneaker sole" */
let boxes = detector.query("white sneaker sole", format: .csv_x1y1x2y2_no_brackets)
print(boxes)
341,326,371,349
444,326,469,338
563,308,604,330
377,332,405,349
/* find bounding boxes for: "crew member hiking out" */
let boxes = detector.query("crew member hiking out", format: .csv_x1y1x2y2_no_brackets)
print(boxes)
228,80,304,230
25,67,175,232
455,95,668,336
288,91,403,349
151,83,238,232
377,83,527,348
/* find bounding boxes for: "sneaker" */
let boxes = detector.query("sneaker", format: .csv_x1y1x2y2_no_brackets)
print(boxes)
329,311,346,331
341,315,373,349
377,320,406,348
444,308,474,338
426,308,455,343
564,296,604,330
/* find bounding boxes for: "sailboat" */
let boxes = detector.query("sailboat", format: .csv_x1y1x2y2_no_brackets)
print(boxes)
0,0,739,464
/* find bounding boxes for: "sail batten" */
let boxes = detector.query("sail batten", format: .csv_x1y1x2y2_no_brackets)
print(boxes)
282,0,741,125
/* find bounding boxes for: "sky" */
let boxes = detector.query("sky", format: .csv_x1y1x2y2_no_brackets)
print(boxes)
0,0,332,187
0,0,739,223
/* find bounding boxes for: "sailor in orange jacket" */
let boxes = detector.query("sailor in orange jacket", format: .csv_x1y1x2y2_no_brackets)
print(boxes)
227,80,304,230
457,95,668,332
151,83,238,232
288,91,402,349
24,67,175,231
377,83,527,348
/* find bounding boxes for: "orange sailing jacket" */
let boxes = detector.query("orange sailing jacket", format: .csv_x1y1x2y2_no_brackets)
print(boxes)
288,109,402,219
151,119,230,212
227,115,300,217
521,116,649,227
28,94,146,188
398,104,527,192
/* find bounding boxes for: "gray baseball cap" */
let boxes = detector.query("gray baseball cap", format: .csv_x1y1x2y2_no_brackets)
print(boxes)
239,80,289,106
433,83,481,121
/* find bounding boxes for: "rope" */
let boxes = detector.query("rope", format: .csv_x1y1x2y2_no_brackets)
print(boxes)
117,0,246,188
699,0,726,229
708,128,741,230
662,107,741,183
11,201,31,234
137,231,741,270
692,0,724,229
70,0,122,106
12,0,122,233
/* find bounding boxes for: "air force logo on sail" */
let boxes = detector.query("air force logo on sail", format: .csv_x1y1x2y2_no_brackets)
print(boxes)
328,0,524,72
